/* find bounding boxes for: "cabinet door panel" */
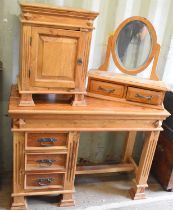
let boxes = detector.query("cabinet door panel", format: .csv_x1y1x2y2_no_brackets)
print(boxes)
31,27,83,89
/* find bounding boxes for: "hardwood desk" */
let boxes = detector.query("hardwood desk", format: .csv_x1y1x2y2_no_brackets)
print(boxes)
9,85,169,209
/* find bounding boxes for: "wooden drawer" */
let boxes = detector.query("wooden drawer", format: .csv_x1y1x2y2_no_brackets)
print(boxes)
25,133,68,149
90,79,125,98
126,87,164,105
25,153,66,171
25,173,64,190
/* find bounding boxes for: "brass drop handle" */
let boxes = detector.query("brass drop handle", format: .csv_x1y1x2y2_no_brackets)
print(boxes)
135,93,153,100
36,178,54,186
98,86,115,93
77,58,83,65
37,138,57,147
36,159,56,167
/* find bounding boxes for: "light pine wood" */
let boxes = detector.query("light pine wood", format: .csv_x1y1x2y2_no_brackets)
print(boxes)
150,44,160,80
89,79,125,98
19,93,35,106
11,132,26,210
26,132,68,148
25,153,66,171
18,2,98,106
76,163,134,174
87,71,167,109
129,131,160,199
126,87,164,105
11,196,27,210
88,71,168,91
25,173,64,190
31,27,80,89
87,16,168,108
59,132,80,207
99,35,113,71
9,85,170,209
123,131,137,162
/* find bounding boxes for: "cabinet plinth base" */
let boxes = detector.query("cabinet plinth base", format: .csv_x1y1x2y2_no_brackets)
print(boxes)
72,99,86,106
129,186,146,200
19,93,35,107
72,94,86,106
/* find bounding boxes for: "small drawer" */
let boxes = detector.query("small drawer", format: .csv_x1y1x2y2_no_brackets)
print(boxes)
26,133,68,149
25,153,66,171
126,87,164,105
25,173,64,190
89,79,124,98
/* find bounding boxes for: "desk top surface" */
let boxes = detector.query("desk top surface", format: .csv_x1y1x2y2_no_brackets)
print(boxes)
9,85,169,118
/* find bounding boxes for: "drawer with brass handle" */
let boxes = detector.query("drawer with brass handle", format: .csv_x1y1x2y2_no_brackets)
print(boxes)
25,173,64,189
89,79,125,98
126,87,164,105
25,132,68,149
25,153,66,171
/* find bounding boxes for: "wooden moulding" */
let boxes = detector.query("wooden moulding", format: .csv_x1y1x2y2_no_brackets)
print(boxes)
20,2,99,30
12,189,74,197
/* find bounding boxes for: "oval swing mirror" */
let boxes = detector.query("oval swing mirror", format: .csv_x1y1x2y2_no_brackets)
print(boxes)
111,17,157,75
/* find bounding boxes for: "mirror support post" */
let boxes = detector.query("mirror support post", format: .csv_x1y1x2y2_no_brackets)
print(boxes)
150,44,160,81
99,35,113,71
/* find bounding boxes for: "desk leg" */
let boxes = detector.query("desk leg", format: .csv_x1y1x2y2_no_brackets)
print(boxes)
123,131,137,162
129,131,160,199
59,132,80,207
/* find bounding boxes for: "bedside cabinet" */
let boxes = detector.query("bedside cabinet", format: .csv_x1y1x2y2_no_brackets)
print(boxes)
18,3,98,106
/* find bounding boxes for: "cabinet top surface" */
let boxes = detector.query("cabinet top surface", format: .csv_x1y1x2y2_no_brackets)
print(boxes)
20,1,99,19
8,86,169,118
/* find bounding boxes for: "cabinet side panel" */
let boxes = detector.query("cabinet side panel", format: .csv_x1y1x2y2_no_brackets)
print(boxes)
19,24,31,90
75,31,92,92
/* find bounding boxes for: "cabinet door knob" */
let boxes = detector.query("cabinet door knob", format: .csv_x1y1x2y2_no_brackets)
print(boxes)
77,58,83,65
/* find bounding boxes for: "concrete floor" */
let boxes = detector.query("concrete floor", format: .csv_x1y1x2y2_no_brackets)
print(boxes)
1,173,173,210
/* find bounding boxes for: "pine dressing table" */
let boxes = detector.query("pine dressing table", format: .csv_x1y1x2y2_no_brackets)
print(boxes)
9,85,169,209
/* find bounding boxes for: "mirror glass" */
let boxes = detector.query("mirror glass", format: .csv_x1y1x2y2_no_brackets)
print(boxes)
116,20,152,70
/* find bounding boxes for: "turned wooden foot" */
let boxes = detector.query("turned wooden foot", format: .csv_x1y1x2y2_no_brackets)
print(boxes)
19,93,35,106
11,197,27,210
129,184,147,200
72,94,86,106
59,194,75,207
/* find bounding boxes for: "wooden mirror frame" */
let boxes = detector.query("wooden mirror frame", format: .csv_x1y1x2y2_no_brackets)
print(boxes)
99,16,160,80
